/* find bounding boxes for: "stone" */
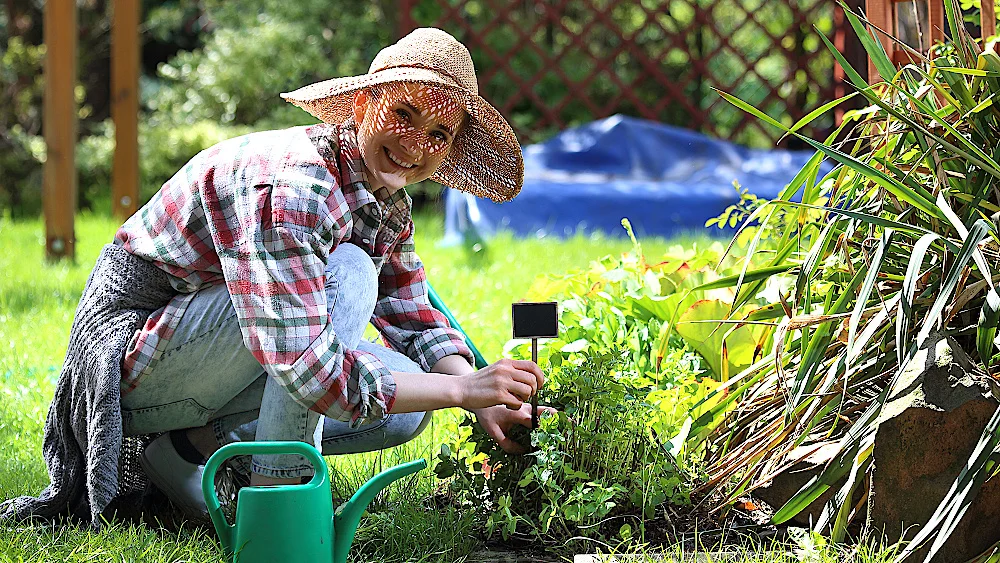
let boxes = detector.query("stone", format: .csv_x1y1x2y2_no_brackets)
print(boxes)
869,333,1000,563
755,441,845,527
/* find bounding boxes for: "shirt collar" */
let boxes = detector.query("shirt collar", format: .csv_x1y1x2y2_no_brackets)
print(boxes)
306,119,413,227
307,119,413,225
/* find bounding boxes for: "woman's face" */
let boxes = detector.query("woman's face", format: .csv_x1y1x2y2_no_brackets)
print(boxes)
353,83,466,193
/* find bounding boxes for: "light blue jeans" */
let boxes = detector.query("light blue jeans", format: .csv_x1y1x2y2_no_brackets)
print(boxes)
120,244,431,478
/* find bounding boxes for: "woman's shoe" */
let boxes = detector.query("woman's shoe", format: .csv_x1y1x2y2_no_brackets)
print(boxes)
140,433,209,517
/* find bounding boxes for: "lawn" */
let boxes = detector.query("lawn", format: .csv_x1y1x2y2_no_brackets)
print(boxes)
0,211,728,562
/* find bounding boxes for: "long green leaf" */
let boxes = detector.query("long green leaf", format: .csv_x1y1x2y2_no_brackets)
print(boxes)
978,290,1000,373
896,233,940,367
896,87,1000,176
818,27,869,90
782,92,860,141
915,220,993,347
694,264,798,291
762,200,942,239
936,67,993,76
717,91,945,219
842,2,897,83
819,435,875,541
846,229,893,381
791,268,866,411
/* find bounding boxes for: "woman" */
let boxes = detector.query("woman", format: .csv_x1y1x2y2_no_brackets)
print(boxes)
3,27,547,523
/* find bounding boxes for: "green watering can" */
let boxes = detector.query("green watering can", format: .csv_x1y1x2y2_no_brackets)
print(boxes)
202,441,426,563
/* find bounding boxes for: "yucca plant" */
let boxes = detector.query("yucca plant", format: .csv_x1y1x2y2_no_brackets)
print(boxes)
684,2,1000,561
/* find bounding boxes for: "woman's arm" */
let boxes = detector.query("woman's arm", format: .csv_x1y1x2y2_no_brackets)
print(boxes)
388,358,544,414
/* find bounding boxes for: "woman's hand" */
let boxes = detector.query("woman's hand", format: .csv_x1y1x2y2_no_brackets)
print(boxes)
458,359,545,411
472,403,558,454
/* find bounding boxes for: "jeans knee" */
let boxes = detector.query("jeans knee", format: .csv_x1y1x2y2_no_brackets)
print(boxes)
326,243,378,311
385,411,433,448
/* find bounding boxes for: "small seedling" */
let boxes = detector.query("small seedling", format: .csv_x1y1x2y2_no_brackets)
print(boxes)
511,302,558,428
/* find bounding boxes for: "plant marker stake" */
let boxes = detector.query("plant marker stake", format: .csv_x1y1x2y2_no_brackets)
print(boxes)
511,302,559,431
531,338,539,429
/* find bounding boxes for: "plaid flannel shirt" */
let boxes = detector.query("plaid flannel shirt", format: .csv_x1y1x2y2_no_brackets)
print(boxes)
115,121,473,426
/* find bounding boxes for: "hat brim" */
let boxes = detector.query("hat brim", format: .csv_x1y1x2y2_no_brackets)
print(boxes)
281,69,523,203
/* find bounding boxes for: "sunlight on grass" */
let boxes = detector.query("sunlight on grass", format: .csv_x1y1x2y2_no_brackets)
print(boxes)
0,212,726,561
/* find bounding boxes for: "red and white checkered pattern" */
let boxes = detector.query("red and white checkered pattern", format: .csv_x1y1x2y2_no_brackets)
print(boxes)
116,121,472,426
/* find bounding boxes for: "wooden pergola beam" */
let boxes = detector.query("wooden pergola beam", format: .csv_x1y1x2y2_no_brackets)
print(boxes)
983,0,996,40
864,0,895,82
864,0,997,82
43,0,77,260
111,0,140,220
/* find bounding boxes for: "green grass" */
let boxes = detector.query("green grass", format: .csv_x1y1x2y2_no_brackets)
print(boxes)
0,211,726,561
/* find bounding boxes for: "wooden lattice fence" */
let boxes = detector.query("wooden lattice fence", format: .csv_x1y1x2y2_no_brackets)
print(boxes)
399,0,863,147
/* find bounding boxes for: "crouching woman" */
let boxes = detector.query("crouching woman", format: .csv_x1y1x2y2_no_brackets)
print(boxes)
2,28,546,523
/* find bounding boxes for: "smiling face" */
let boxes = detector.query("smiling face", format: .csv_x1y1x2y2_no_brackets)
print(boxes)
353,82,467,193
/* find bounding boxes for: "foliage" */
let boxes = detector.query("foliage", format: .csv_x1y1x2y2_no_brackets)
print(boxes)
513,220,776,380
434,350,714,547
695,2,1000,560
145,0,390,130
3,0,842,215
432,221,777,546
0,37,46,215
958,0,1000,28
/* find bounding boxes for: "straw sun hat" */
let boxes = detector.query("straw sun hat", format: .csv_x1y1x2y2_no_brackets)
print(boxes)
281,27,523,203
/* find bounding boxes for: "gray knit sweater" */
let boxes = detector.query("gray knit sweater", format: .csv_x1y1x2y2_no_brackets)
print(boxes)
1,244,175,524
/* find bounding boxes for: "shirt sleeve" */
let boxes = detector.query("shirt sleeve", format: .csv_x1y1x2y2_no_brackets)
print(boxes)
371,219,474,371
215,185,395,427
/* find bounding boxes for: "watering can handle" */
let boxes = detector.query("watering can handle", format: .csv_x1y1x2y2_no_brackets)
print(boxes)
201,441,328,548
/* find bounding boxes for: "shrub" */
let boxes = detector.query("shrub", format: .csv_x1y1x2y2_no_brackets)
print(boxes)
696,4,1000,559
0,38,46,216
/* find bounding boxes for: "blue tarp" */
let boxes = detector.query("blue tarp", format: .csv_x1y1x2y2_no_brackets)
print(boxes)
444,114,832,242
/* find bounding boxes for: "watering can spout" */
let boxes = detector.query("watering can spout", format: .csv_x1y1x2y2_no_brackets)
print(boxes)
332,459,426,563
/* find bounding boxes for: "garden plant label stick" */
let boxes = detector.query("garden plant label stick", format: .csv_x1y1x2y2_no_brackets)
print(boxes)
511,302,558,429
531,338,538,429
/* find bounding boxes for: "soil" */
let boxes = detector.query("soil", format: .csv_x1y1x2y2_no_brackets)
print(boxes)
426,488,788,561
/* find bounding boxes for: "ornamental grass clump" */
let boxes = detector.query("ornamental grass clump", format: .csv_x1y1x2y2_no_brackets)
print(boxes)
688,2,1000,560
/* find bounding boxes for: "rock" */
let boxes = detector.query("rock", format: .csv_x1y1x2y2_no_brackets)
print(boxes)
755,441,846,527
869,333,1000,563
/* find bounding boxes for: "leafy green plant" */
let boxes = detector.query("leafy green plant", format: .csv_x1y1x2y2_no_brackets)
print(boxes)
432,222,763,547
689,2,1000,560
435,351,715,547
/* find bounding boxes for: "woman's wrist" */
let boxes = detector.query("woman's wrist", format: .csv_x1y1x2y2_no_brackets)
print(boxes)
431,355,475,410
389,370,467,412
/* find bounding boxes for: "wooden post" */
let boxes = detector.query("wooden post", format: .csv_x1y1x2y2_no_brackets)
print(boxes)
928,0,946,45
864,0,895,82
112,0,140,220
43,0,77,261
397,0,416,38
982,0,996,41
